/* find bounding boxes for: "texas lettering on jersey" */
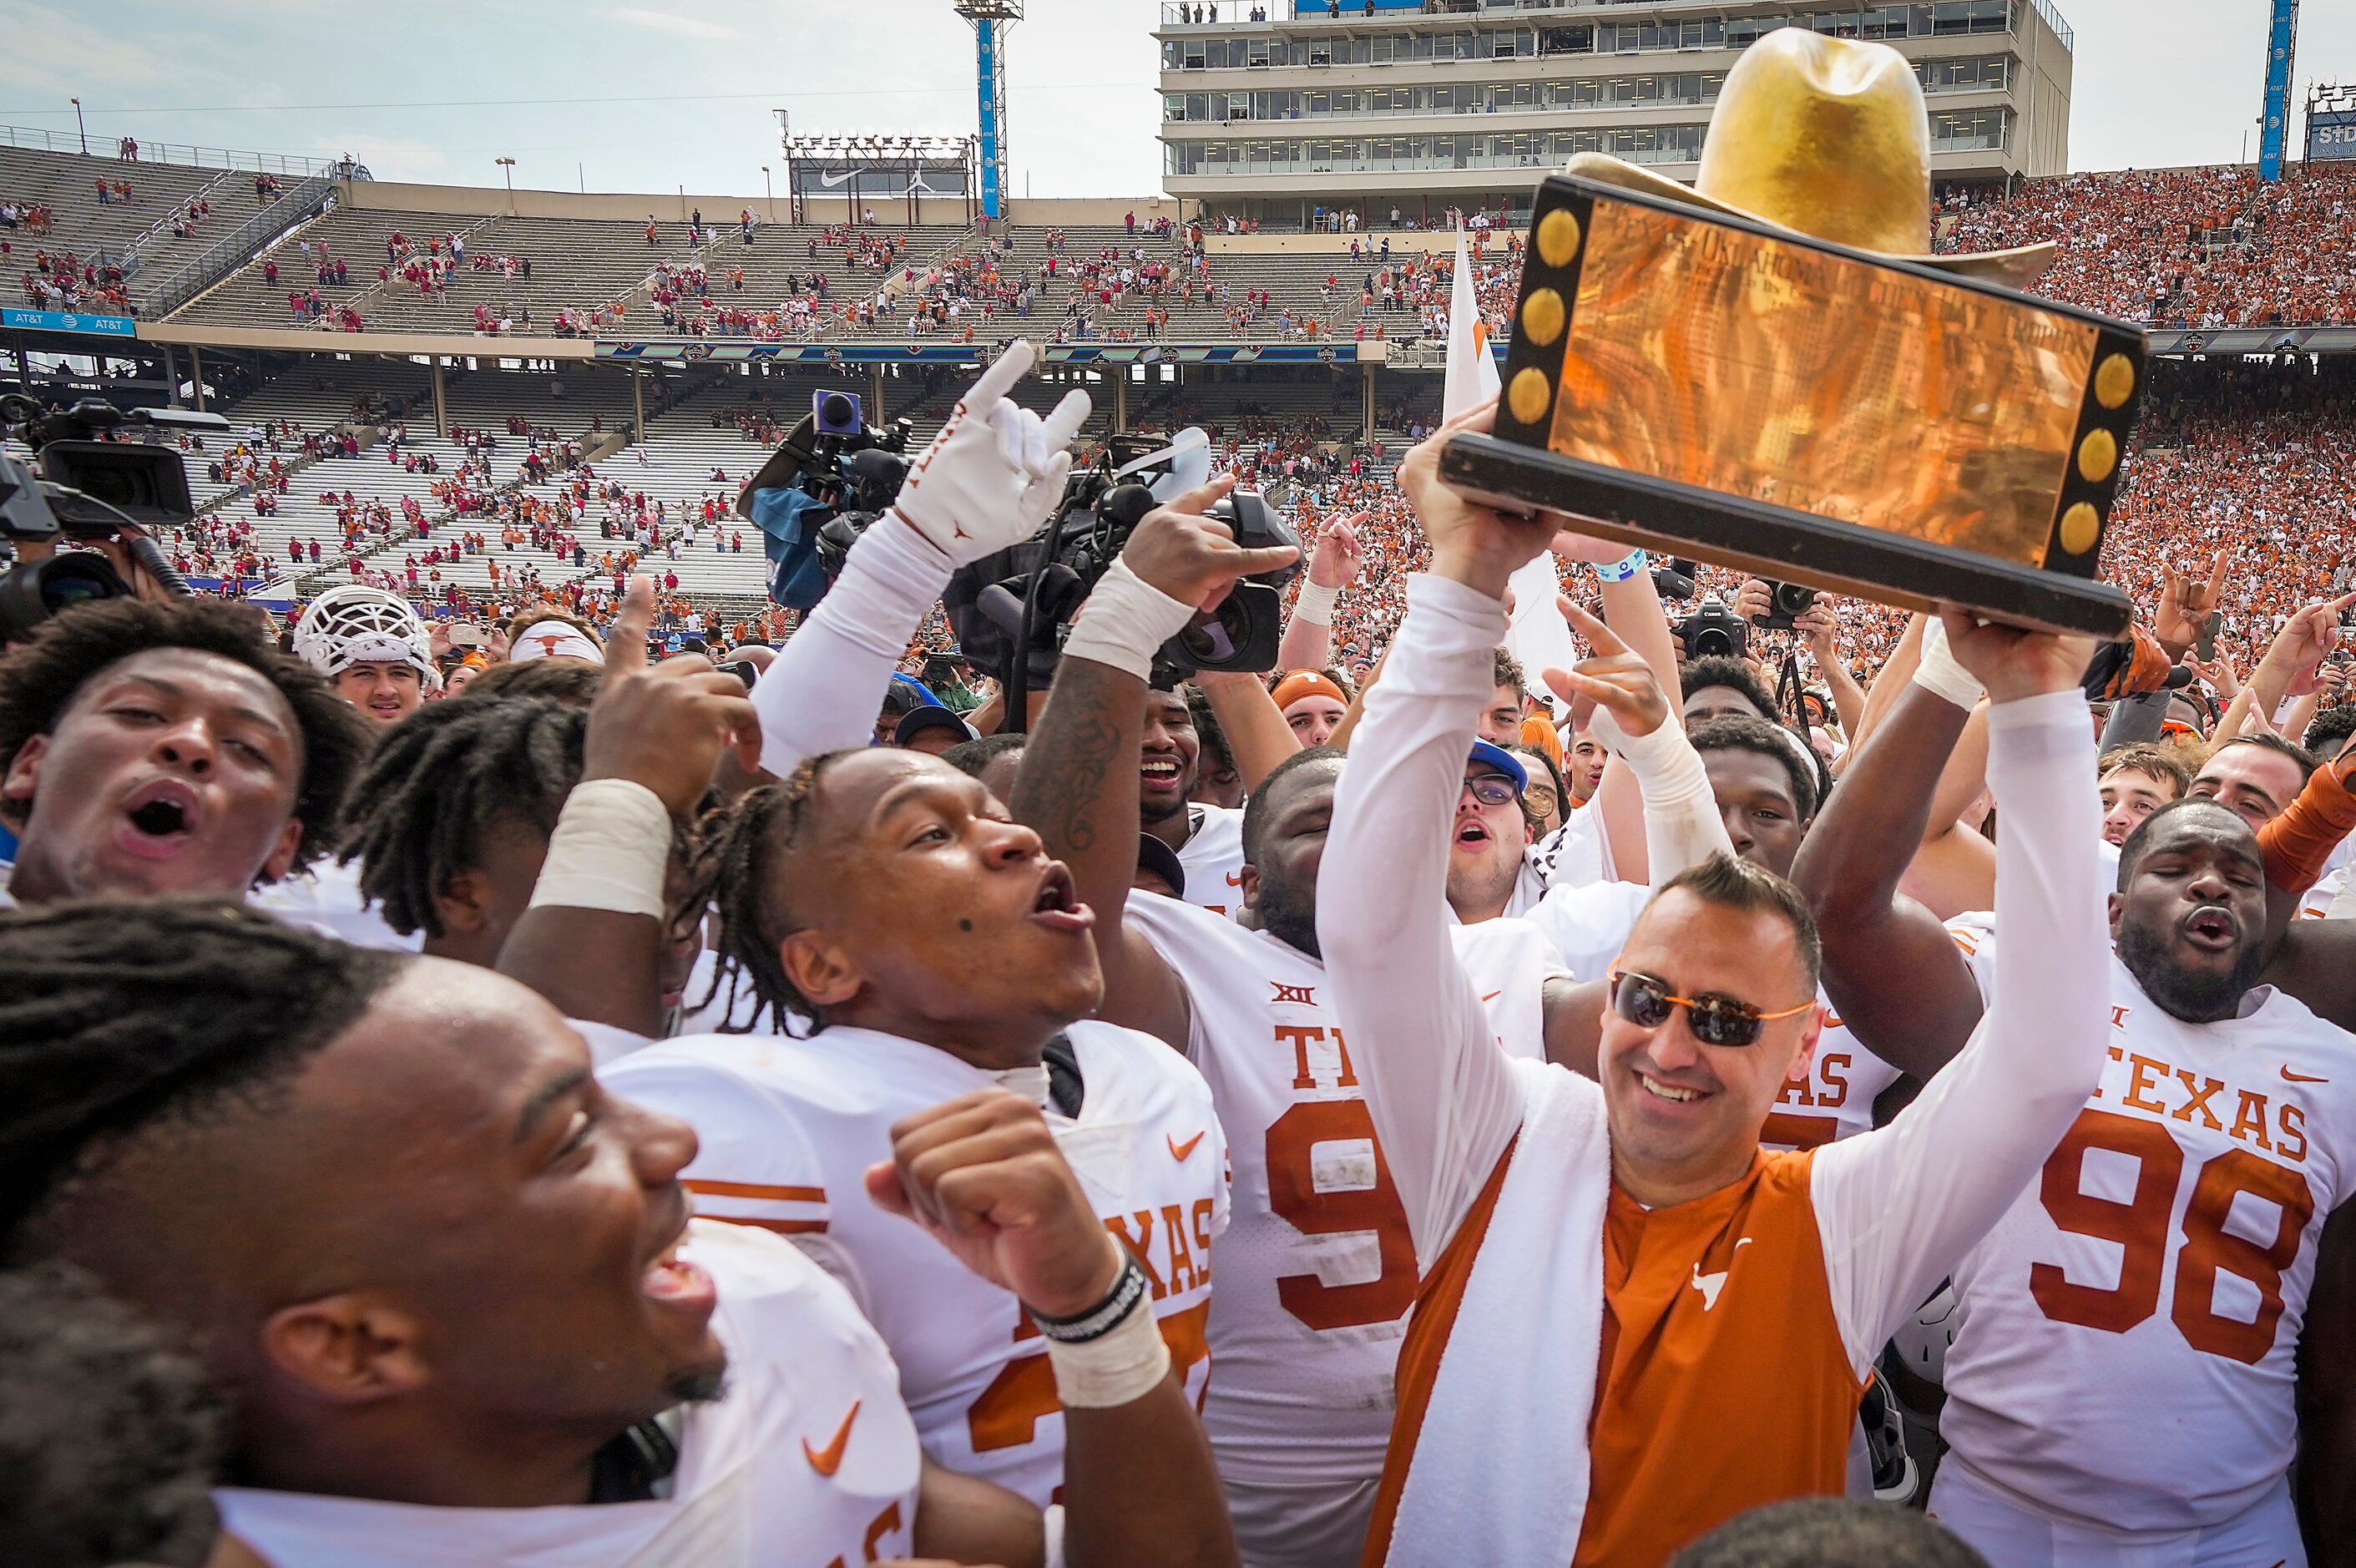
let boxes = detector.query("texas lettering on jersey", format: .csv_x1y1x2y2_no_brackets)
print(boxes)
1936,944,2356,1532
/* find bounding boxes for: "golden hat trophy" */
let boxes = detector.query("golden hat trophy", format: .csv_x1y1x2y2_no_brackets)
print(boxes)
1439,28,2146,636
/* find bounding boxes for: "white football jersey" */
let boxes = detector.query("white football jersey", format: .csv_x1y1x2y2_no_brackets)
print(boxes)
252,859,422,951
215,1222,922,1566
1509,802,1611,915
1934,933,2356,1531
603,1022,1225,1507
1514,874,1649,982
1175,802,1246,918
1764,1007,1906,1152
2298,862,2347,920
1124,892,1561,1549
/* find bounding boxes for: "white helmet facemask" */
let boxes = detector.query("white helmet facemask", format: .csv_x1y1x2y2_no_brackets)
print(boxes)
291,586,436,680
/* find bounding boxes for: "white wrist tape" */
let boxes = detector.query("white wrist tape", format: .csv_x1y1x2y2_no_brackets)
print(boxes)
1912,615,1986,712
1062,559,1197,682
526,779,672,918
1043,1293,1173,1409
1292,577,1340,625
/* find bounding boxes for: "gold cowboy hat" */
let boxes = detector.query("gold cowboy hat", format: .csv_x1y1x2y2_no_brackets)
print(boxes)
1561,28,2053,288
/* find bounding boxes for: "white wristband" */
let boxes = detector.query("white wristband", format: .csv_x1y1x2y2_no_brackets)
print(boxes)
1042,1294,1173,1409
1062,559,1197,682
1292,577,1340,625
1911,615,1986,713
526,779,672,918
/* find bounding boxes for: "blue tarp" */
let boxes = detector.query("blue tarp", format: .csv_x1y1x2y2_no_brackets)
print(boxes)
746,485,832,610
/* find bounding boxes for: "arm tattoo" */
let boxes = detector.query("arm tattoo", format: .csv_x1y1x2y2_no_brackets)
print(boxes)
1017,666,1132,862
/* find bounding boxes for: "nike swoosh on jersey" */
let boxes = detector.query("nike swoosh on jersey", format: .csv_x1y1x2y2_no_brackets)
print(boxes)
1480,990,1501,1003
803,1400,861,1476
1168,1130,1206,1161
2283,1066,2330,1084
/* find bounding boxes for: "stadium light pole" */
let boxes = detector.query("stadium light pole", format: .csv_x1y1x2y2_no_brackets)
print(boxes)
71,98,86,156
496,156,516,215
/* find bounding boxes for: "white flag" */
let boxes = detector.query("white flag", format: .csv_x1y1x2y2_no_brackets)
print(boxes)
1443,226,1578,716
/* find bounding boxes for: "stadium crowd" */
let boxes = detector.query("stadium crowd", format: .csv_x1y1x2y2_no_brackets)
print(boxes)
14,19,2356,1550
9,309,2356,1567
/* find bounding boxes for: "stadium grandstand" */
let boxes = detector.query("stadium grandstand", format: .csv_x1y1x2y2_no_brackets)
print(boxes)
2,29,2352,653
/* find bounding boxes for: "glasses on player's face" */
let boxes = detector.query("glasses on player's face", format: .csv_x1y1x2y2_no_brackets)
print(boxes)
1607,969,1814,1049
1459,772,1519,808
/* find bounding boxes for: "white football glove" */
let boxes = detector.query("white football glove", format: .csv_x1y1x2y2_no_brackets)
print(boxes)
891,338,1091,569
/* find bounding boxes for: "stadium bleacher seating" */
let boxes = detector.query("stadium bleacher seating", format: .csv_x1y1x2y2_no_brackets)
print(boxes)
0,141,270,311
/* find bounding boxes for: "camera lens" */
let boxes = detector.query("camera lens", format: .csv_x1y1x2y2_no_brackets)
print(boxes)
1179,602,1245,666
44,570,116,613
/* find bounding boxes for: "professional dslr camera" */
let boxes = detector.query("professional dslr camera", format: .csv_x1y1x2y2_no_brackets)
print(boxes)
1674,593,1749,660
1750,579,1818,632
735,389,914,609
943,428,1300,711
0,393,219,641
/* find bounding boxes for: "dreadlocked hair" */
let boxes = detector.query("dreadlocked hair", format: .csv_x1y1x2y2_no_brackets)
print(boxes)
685,751,853,1034
0,596,370,879
0,900,402,1249
336,696,588,938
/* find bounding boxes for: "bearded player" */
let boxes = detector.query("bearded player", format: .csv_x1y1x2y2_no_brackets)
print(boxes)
1797,640,2356,1564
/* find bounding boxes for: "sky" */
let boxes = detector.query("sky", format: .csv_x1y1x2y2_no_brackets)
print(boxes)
0,0,2349,200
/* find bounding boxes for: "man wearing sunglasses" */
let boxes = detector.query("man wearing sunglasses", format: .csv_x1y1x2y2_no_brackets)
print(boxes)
1318,398,2111,1567
1008,477,1727,1567
1797,635,2356,1564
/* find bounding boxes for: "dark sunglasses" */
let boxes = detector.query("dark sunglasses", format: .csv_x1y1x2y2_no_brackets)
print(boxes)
1608,969,1815,1048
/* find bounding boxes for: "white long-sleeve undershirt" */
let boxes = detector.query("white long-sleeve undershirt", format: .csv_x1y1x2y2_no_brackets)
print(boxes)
749,512,952,779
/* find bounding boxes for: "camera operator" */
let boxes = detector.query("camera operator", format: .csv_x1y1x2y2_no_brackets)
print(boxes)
1736,578,1867,740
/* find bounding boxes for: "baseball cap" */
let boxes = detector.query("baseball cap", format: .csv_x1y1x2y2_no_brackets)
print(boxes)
1467,739,1528,794
895,705,977,747
1136,832,1188,900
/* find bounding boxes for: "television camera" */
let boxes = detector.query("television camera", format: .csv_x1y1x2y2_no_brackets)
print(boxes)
0,394,219,643
941,428,1299,724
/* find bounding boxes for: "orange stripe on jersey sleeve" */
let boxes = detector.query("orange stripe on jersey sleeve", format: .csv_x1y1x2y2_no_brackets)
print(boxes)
683,1178,827,1202
684,1177,829,1236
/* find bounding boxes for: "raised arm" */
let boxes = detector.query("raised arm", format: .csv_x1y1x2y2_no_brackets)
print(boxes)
752,340,1089,776
1193,670,1299,792
1274,510,1361,673
1578,551,1685,885
1813,622,2106,1373
1011,477,1298,1049
498,577,761,1035
1320,401,1550,1257
1788,620,1991,1079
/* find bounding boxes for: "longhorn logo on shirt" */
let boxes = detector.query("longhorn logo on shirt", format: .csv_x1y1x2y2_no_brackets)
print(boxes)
1270,982,1316,1006
1689,1238,1752,1311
